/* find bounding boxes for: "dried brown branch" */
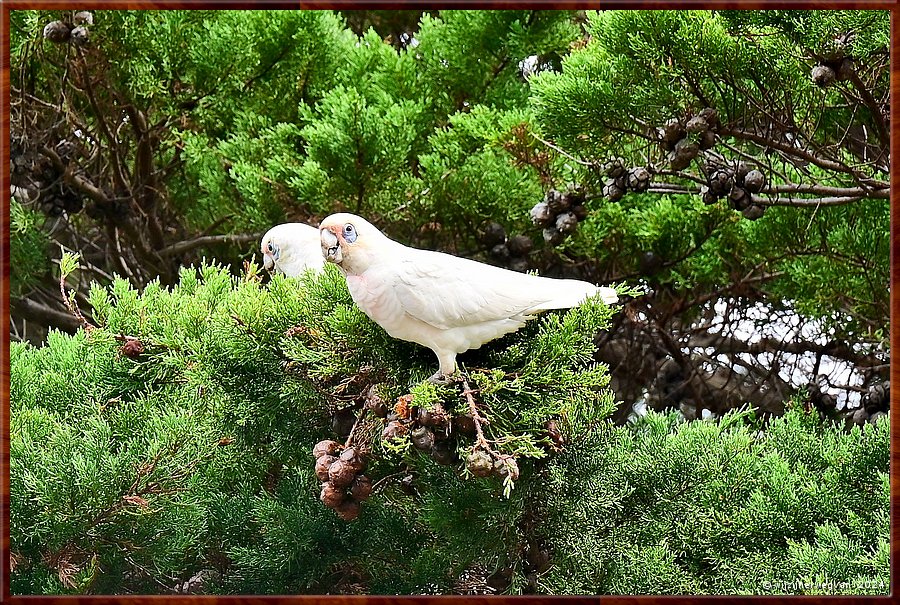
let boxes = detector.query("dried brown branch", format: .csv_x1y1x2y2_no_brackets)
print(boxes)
765,182,889,198
840,63,889,147
719,126,855,175
752,194,865,207
124,104,166,250
10,296,82,333
39,145,111,206
158,232,265,258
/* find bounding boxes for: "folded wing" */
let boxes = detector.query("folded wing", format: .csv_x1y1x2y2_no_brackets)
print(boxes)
388,250,615,330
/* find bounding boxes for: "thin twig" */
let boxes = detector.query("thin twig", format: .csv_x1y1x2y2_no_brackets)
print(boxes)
531,133,598,167
460,378,491,451
370,471,407,494
344,407,370,450
59,266,94,332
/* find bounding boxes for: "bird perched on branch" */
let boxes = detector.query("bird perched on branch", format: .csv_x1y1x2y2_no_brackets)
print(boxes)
319,213,618,382
261,223,325,276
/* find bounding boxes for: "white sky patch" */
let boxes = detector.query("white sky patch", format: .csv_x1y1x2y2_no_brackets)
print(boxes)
628,298,882,423
518,55,539,79
706,299,876,409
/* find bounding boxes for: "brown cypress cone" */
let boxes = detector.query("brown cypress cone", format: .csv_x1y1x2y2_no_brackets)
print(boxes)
480,221,507,247
741,204,766,220
866,382,890,405
493,455,519,480
626,167,651,192
542,227,565,246
698,107,719,129
602,178,625,202
700,186,719,205
43,21,71,43
743,169,766,193
339,447,365,473
349,475,373,501
507,235,533,257
567,185,586,206
670,139,699,171
811,65,836,87
729,187,751,211
571,204,589,221
530,202,554,227
604,157,627,178
835,58,855,82
698,130,716,150
868,411,886,425
509,257,529,273
416,406,434,426
70,26,89,46
708,169,733,195
328,460,356,488
335,499,361,521
120,339,144,358
545,189,570,214
685,115,709,134
453,414,477,436
555,211,578,235
312,439,342,459
659,118,685,149
320,482,346,509
315,454,337,481
411,426,435,451
418,404,449,429
467,450,494,478
819,393,837,411
431,424,451,441
490,243,511,262
733,162,749,185
381,420,406,441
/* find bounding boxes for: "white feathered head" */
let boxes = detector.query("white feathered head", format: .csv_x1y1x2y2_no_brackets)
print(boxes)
319,213,396,274
260,223,325,277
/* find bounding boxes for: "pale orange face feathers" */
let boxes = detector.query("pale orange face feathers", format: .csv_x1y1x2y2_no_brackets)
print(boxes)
319,213,389,273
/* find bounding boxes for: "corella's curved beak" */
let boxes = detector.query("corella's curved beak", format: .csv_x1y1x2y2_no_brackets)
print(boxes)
321,227,342,264
263,253,275,272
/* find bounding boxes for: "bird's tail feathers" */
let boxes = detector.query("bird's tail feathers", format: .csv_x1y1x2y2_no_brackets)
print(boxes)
530,280,618,312
594,286,619,305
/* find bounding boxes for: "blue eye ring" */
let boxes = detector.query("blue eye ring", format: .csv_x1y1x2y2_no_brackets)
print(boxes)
343,223,357,243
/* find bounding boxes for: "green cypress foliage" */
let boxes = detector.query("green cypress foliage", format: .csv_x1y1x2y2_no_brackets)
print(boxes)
10,265,887,594
9,8,889,596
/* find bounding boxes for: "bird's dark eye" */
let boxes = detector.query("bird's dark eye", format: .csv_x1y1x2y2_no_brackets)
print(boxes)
343,223,357,243
266,242,274,253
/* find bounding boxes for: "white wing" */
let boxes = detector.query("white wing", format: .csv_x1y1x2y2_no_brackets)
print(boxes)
385,249,613,331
